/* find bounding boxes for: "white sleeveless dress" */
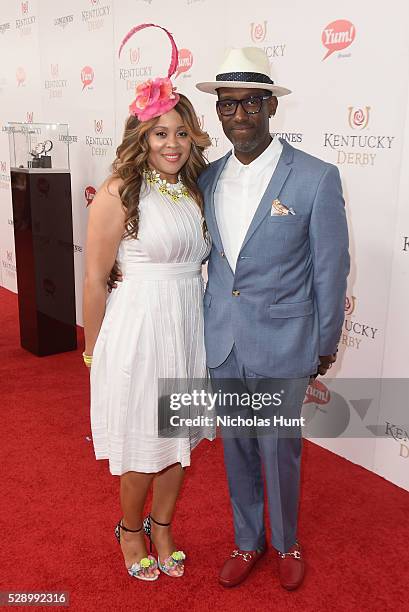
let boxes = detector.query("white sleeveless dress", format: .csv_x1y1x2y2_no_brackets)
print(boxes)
90,177,214,475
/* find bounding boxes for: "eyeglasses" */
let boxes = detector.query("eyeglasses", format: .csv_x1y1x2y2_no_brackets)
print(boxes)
216,94,272,116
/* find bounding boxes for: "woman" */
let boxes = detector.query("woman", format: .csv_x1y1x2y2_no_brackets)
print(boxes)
83,92,214,581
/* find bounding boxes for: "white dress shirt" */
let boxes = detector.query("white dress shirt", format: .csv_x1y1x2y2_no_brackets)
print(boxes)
215,136,283,271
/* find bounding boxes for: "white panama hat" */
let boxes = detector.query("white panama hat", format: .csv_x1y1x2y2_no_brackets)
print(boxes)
196,46,291,97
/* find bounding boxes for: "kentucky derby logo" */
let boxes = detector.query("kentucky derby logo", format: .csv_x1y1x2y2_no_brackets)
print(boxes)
16,66,26,86
6,250,13,262
250,21,267,43
197,114,205,130
303,379,330,405
51,64,59,78
322,19,355,60
129,47,141,64
0,161,6,173
348,106,370,130
21,1,29,14
175,49,193,78
26,111,33,123
344,295,356,316
85,186,96,206
94,119,103,133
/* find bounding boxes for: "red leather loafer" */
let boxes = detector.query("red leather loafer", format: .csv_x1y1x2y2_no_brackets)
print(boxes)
219,547,266,587
277,542,305,590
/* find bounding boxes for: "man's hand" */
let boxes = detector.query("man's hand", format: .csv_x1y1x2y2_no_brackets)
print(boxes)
309,353,337,382
107,260,123,292
317,353,337,376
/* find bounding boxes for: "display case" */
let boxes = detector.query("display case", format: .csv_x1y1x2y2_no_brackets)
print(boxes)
8,122,76,356
8,122,69,172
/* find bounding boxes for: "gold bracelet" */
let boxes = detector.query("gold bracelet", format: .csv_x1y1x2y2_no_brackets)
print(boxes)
82,351,93,365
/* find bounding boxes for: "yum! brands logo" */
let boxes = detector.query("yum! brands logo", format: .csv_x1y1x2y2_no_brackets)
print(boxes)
85,186,96,206
322,19,355,60
348,106,370,130
250,21,267,43
81,65,94,90
175,49,193,79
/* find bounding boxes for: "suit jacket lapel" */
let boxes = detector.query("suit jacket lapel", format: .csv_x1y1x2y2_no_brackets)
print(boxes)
205,151,231,255
239,139,294,253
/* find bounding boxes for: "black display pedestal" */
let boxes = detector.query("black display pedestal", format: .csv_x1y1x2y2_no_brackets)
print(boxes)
11,168,77,356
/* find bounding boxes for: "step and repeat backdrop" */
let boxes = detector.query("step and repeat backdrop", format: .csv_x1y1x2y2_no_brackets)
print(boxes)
0,0,408,490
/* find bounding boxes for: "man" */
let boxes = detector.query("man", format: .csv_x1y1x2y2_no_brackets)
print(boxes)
196,47,349,589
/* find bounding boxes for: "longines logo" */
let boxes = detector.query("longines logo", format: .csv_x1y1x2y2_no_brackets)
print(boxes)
54,14,74,29
249,20,285,59
175,49,193,79
59,134,78,144
0,22,11,34
0,160,10,189
85,122,113,157
44,64,67,98
272,131,303,144
342,296,378,350
16,1,36,34
82,0,110,31
324,107,395,167
2,250,16,274
85,186,96,206
16,67,26,87
348,106,370,130
81,66,94,91
322,19,355,61
385,422,409,459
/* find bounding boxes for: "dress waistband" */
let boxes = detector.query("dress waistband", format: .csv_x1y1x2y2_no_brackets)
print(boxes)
123,261,202,280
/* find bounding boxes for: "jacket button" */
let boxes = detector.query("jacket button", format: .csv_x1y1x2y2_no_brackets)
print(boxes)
232,289,240,297
220,251,225,257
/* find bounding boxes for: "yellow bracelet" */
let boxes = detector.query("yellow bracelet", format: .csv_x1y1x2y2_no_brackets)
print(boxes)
82,351,93,365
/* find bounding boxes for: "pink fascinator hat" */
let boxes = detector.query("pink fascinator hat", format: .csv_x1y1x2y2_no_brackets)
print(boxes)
118,23,180,122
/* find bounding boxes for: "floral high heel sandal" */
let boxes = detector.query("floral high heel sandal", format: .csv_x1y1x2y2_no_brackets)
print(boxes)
114,519,159,581
143,514,186,577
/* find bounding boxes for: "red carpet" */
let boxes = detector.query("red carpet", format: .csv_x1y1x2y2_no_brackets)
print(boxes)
1,286,408,611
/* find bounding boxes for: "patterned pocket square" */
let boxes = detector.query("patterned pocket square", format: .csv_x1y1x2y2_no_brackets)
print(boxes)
271,199,295,216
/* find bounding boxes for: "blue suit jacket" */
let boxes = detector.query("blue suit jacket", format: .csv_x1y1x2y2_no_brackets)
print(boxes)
198,139,350,378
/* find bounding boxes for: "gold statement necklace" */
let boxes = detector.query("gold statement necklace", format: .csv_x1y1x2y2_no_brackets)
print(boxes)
144,169,189,202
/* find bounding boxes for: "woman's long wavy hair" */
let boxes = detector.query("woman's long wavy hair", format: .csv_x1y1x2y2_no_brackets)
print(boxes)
109,94,211,239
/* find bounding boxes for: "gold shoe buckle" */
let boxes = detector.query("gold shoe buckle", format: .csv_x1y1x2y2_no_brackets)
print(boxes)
232,549,253,562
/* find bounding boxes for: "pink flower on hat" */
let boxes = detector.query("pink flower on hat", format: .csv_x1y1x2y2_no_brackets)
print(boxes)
129,77,179,121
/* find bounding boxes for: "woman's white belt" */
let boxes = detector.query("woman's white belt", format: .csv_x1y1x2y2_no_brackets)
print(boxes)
123,261,202,280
